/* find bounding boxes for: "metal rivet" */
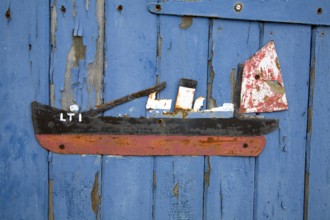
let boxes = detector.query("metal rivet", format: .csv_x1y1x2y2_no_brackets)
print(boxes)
234,3,243,12
155,4,162,11
59,144,65,150
317,8,323,15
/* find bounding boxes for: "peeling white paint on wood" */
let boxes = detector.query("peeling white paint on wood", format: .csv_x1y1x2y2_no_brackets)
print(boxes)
146,92,172,110
175,87,196,110
87,0,105,108
193,96,205,111
51,0,57,48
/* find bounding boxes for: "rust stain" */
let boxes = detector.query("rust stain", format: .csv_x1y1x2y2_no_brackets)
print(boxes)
72,36,86,67
91,172,100,215
163,108,190,118
179,16,193,29
87,0,105,107
173,183,179,198
48,179,54,220
275,57,281,69
265,80,285,95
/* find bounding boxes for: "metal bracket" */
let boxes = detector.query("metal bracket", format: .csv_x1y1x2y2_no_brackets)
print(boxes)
148,1,330,26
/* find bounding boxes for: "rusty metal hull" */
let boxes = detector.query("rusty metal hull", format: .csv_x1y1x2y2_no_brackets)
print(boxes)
31,102,278,156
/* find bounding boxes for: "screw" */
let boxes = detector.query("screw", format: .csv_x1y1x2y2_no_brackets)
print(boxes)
234,3,243,12
155,4,162,11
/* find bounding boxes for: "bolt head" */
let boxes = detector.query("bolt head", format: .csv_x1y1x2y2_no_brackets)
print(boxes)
234,3,243,12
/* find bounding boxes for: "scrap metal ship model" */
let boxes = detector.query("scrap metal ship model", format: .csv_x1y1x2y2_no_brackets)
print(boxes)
32,41,287,156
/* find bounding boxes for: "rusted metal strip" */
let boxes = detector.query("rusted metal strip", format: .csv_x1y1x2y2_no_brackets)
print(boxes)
84,82,166,116
36,134,266,156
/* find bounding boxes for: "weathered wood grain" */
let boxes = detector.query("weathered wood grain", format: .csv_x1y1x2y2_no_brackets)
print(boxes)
101,0,157,219
204,19,260,219
306,27,330,219
0,0,49,219
153,14,209,219
255,23,311,219
49,0,103,219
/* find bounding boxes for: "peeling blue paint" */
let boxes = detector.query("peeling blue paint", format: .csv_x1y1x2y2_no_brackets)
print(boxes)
1,0,330,219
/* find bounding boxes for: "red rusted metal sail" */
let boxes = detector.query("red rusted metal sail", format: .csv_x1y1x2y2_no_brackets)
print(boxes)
240,41,288,113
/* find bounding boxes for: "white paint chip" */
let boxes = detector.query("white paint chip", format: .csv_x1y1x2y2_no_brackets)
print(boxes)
146,92,172,110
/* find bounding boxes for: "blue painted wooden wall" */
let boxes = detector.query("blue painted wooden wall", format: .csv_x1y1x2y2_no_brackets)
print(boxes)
0,0,329,219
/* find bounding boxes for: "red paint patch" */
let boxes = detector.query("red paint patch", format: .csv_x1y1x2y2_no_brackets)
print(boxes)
36,134,266,156
240,41,288,113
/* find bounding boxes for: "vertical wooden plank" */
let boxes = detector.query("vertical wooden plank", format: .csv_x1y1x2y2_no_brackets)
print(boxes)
101,0,157,219
50,0,104,219
0,0,49,219
254,23,311,219
307,27,330,219
153,15,209,219
203,20,260,219
50,156,102,219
